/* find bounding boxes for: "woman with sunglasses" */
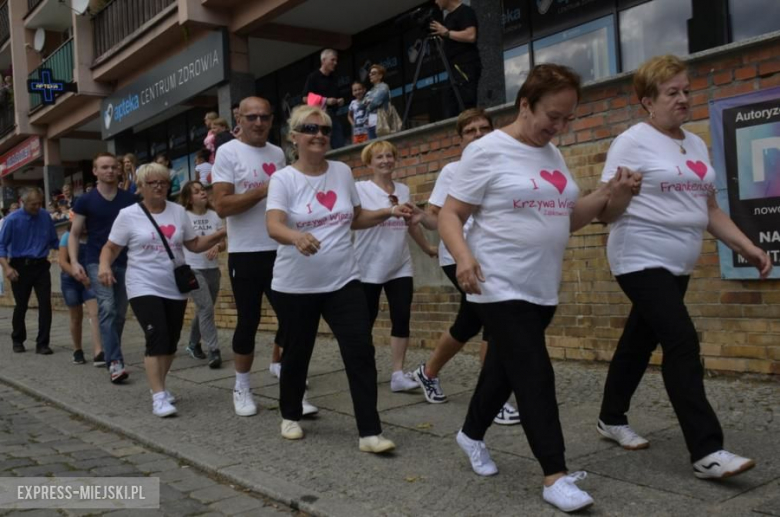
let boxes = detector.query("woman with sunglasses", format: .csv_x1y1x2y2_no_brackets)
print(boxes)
353,140,437,393
266,105,412,451
99,164,226,418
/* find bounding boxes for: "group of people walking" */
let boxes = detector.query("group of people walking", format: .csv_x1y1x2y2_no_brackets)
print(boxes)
1,54,770,513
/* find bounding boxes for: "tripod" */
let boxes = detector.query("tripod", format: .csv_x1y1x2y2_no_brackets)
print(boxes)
401,35,464,129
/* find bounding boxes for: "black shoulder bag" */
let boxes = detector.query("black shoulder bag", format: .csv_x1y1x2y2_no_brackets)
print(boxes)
137,202,199,293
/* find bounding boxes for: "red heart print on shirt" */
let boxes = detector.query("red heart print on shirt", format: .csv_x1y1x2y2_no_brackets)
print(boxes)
540,170,567,194
262,163,277,177
159,225,176,240
316,190,338,212
686,160,707,180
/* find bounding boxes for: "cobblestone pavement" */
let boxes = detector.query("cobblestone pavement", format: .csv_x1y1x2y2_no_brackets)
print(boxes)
1,308,779,516
0,383,304,516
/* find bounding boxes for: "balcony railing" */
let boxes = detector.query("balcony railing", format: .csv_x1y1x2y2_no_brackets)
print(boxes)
0,1,9,47
93,0,176,59
27,0,43,13
28,38,74,110
0,97,14,137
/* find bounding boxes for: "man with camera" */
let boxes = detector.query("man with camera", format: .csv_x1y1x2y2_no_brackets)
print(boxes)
430,0,481,118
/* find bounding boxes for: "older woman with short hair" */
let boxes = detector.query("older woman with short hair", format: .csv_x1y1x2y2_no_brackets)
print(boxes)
99,163,226,418
597,54,771,480
266,105,411,451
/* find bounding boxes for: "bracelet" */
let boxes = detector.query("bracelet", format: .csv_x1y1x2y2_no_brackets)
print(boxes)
390,205,396,216
444,30,450,39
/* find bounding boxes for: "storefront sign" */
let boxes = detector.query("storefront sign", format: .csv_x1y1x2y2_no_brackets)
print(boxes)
710,86,780,279
27,69,76,106
0,137,42,177
502,0,531,49
101,30,228,139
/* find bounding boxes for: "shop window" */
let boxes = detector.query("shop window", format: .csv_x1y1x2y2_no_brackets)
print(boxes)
729,0,780,42
504,44,530,104
532,16,617,83
619,0,692,73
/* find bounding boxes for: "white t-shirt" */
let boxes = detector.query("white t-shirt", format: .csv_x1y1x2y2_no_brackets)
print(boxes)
353,180,413,283
429,161,475,267
210,139,286,253
183,209,223,270
196,162,213,185
266,161,362,293
108,202,196,301
449,130,580,305
601,122,715,276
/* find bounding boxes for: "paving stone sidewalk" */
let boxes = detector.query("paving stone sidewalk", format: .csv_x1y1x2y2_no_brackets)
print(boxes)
0,308,779,516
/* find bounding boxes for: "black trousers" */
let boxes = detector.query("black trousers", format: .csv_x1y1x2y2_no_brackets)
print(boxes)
361,276,413,338
599,268,723,463
443,59,481,119
129,296,187,357
462,300,565,476
441,265,488,342
10,259,52,349
274,281,381,437
228,251,281,355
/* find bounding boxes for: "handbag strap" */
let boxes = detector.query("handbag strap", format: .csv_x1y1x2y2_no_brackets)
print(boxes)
137,201,175,262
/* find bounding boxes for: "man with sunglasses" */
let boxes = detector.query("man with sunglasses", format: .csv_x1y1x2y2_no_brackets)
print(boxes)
303,49,346,149
70,152,137,381
212,97,317,418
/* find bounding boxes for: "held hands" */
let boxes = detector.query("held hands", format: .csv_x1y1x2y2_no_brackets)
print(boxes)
610,167,642,197
456,256,485,295
98,265,116,287
741,245,773,279
294,232,321,256
391,204,413,220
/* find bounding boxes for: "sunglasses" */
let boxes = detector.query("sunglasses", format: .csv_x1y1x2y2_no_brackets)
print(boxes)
296,123,332,136
243,114,273,123
388,194,399,206
145,180,170,188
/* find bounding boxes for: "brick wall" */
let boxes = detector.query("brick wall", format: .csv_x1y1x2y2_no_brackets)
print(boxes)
7,35,778,375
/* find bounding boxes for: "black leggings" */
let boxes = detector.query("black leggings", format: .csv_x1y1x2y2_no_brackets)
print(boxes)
462,300,565,476
228,251,282,355
130,296,187,356
361,276,413,338
442,265,489,343
599,268,723,463
273,281,381,437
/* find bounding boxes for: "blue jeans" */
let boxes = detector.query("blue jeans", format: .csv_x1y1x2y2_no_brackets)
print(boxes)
87,263,128,366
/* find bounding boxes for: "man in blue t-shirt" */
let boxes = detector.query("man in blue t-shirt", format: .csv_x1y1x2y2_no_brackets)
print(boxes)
70,153,136,383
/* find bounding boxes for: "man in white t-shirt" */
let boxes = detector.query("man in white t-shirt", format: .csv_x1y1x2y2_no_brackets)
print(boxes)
212,97,317,417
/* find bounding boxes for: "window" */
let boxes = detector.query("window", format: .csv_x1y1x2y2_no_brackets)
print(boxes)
619,0,692,72
504,44,530,103
533,16,617,83
730,0,780,42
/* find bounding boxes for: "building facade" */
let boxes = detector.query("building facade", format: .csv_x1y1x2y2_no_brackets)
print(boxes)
0,0,778,374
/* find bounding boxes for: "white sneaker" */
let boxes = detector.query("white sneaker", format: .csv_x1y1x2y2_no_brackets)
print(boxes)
390,371,420,392
597,419,649,450
233,388,257,417
693,450,756,479
543,471,594,513
302,392,319,416
456,430,498,476
494,402,521,426
359,435,396,453
269,362,281,379
152,398,177,418
281,419,303,440
150,389,176,405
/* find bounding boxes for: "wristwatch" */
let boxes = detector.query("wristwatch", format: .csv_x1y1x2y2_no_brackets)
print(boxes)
444,30,451,39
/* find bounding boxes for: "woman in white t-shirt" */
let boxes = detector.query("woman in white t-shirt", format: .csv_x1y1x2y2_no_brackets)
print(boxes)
266,105,412,452
439,64,638,513
353,140,437,393
596,55,771,480
180,181,225,369
99,164,226,419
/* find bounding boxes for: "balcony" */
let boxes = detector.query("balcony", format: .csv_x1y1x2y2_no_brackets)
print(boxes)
93,0,176,59
27,0,43,13
0,1,8,47
0,96,13,137
28,38,74,111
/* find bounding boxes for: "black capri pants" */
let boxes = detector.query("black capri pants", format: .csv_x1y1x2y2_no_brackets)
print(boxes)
441,264,489,343
361,276,413,338
130,296,187,357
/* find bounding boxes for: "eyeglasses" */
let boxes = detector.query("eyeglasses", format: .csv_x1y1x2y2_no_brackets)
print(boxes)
243,114,273,123
462,125,492,136
388,194,399,206
296,123,332,136
145,180,170,189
